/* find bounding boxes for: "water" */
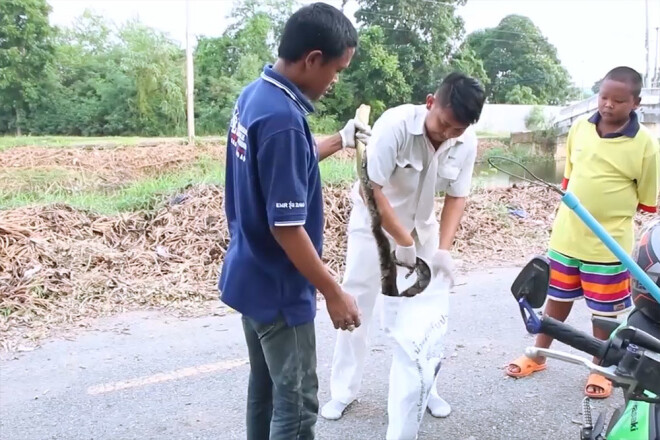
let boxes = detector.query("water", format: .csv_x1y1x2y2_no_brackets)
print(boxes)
472,158,566,189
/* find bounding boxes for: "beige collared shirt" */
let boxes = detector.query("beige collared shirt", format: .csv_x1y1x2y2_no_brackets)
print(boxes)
350,103,478,245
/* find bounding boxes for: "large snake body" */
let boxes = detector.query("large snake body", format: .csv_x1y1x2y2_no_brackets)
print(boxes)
353,105,431,297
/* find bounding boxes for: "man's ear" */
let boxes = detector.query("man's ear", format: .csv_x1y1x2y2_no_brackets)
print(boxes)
633,96,642,110
304,50,324,69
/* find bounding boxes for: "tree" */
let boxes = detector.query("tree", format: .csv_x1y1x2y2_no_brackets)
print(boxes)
194,5,280,134
119,20,186,134
441,45,489,91
0,0,55,135
524,106,547,130
355,0,468,101
505,85,539,105
467,15,576,105
591,79,603,95
23,11,188,136
337,26,412,121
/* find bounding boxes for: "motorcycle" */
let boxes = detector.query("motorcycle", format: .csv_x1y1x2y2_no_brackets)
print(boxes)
511,256,660,439
486,157,660,439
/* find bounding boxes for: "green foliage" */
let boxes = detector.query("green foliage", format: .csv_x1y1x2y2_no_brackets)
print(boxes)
0,1,581,137
0,0,55,135
524,106,548,130
341,25,412,121
506,85,540,105
318,157,356,185
2,10,186,136
355,0,469,101
591,79,603,95
467,15,577,105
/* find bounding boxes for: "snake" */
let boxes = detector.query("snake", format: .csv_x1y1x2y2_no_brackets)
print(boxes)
353,105,431,298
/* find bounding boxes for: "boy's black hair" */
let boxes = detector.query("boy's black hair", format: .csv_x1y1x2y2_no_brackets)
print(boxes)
603,66,643,98
435,72,486,125
278,3,358,63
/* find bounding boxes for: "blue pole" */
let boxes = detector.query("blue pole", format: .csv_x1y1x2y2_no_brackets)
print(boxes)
562,192,660,303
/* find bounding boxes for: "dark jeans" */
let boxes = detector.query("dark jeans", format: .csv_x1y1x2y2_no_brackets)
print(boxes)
241,315,318,440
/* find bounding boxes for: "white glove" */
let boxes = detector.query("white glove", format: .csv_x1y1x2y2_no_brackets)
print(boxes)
339,119,371,149
381,295,402,335
395,243,417,268
434,249,456,287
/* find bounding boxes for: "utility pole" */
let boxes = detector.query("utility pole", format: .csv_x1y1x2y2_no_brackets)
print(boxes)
186,0,195,144
654,26,659,87
644,0,650,87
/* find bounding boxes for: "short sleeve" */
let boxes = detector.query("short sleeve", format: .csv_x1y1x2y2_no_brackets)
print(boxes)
366,111,403,187
257,129,310,227
562,122,577,190
446,138,477,198
637,138,659,213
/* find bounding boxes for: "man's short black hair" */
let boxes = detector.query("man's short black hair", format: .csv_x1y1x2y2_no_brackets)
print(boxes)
603,66,643,98
278,2,358,63
435,72,486,126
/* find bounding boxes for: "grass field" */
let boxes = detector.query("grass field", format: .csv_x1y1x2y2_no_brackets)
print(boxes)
0,138,359,213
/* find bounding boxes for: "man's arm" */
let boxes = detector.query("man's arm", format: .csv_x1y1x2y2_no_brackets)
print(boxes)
271,225,360,330
317,133,343,161
439,195,466,250
317,119,372,161
257,128,360,330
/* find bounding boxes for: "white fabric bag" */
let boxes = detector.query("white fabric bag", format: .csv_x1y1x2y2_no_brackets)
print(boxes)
380,252,451,440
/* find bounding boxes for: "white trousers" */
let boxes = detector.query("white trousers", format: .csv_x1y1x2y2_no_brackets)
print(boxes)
329,203,447,440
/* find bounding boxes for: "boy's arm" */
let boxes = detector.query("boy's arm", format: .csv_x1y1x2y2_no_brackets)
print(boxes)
637,139,659,213
257,128,360,330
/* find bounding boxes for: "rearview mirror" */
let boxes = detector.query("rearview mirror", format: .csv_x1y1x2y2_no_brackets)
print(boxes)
511,256,550,309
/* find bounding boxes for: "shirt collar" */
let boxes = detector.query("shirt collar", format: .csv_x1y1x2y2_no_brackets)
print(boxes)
587,110,640,138
260,64,315,116
411,104,467,145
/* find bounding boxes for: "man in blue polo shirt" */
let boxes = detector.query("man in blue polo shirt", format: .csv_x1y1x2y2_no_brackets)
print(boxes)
218,3,370,439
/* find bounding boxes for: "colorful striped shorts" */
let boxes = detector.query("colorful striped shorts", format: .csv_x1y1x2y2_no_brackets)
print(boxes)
547,249,633,316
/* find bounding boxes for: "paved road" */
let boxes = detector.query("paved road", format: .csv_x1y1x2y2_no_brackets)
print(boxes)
1,267,623,440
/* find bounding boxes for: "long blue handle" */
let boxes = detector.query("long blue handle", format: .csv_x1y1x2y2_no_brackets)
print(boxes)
562,192,660,303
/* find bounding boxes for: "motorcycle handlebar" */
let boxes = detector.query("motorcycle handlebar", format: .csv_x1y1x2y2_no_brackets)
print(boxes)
539,316,609,360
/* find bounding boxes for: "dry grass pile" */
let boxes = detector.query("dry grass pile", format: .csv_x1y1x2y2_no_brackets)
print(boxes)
1,183,657,349
0,185,227,349
0,142,223,192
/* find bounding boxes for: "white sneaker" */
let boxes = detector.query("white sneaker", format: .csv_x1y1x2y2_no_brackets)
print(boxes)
427,394,451,418
321,399,353,420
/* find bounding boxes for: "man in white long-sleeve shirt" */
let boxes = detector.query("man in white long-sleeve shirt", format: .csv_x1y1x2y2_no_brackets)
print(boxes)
321,72,486,439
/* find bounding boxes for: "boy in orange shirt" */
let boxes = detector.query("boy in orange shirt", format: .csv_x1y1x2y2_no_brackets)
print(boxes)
506,66,660,399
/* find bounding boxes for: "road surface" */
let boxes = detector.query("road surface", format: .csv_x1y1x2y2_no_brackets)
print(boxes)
1,267,623,439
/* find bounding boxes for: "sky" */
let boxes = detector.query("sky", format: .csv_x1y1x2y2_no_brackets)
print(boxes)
48,0,660,90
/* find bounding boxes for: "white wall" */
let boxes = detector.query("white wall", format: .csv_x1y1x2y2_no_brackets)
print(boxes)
474,104,563,134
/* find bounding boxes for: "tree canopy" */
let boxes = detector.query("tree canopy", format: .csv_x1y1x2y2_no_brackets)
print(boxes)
466,14,578,105
0,0,583,136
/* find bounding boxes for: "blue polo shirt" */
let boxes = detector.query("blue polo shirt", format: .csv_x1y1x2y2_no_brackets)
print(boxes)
218,65,324,327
